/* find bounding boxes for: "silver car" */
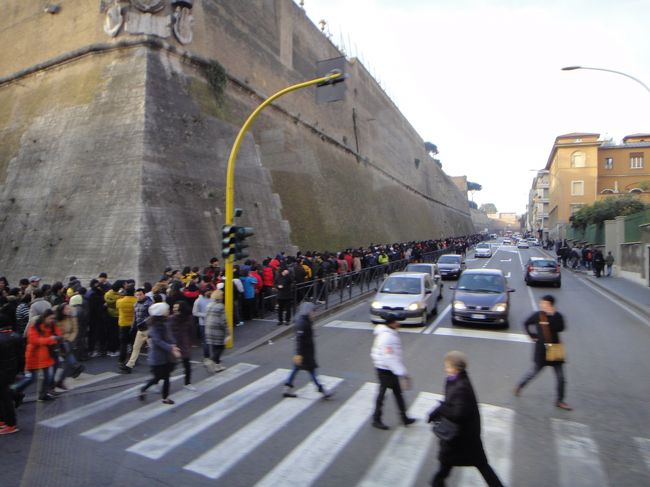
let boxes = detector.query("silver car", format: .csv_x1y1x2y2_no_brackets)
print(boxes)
404,263,444,300
474,243,492,258
370,272,438,325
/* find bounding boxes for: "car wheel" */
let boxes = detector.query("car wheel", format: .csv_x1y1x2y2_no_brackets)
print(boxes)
421,311,428,326
432,302,438,316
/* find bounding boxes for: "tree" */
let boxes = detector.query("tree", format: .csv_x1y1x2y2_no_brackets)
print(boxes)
479,203,497,214
570,195,648,229
424,141,438,156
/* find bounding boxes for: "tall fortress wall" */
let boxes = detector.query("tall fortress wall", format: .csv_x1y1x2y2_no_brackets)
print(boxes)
0,0,474,283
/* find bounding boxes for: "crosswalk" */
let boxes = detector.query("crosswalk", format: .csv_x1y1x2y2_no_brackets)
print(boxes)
38,362,650,486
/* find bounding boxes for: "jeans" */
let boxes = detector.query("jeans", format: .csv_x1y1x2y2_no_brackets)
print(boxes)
126,330,148,368
285,365,322,390
517,362,566,402
432,462,503,487
198,326,210,358
373,368,407,422
181,358,191,385
54,341,79,384
606,264,613,277
13,368,53,399
278,298,292,323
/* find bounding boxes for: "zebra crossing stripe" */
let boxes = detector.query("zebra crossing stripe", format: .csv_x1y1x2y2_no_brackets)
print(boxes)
80,363,258,442
358,392,443,487
254,382,378,487
184,375,344,480
456,403,514,486
126,368,289,460
66,372,119,390
635,437,650,472
552,419,608,486
39,375,184,428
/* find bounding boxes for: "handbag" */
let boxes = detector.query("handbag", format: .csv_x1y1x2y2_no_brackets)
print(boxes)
432,417,459,441
539,312,566,362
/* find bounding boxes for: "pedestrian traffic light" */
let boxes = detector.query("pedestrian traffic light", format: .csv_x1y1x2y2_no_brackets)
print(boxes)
221,224,255,261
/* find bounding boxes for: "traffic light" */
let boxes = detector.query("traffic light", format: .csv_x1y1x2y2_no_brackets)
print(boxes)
221,224,255,261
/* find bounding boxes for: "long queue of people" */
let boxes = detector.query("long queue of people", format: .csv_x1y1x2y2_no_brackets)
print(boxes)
0,233,485,436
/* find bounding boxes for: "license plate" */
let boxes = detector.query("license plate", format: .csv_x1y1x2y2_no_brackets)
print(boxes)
471,314,486,319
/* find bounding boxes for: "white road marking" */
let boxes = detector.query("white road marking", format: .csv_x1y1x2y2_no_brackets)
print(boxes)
358,392,443,487
325,320,424,334
456,403,514,486
579,278,649,327
424,304,451,334
634,437,650,472
65,372,119,390
254,382,378,487
500,259,512,262
505,272,511,278
433,327,530,343
184,375,344,480
552,419,608,486
515,248,538,311
81,363,257,442
127,369,289,460
40,375,184,428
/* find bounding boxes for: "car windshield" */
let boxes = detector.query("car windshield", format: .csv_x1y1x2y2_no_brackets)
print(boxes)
531,260,556,268
477,244,489,249
405,264,431,274
438,256,460,264
456,274,505,293
380,276,422,294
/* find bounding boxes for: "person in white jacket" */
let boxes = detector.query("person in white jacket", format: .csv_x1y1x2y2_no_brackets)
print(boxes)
370,313,415,430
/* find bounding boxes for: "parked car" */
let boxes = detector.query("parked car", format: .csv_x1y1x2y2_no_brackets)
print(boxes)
474,243,492,258
370,272,439,325
450,269,515,328
517,240,530,249
527,237,540,246
404,263,443,300
502,238,512,245
436,254,465,280
524,257,561,287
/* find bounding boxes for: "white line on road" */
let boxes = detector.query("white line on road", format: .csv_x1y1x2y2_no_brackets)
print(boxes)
505,272,511,278
634,437,650,472
433,327,530,343
254,382,378,487
500,259,512,262
127,369,289,460
578,277,649,326
424,304,451,334
81,363,257,442
552,419,608,486
66,372,119,390
325,320,424,334
358,392,443,487
184,375,344,480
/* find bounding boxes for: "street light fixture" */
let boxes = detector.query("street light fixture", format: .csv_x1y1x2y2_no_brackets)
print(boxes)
561,66,650,95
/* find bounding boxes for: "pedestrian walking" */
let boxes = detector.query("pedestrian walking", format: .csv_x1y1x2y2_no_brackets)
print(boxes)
0,319,22,434
370,313,415,430
169,301,195,391
514,294,571,410
605,251,615,277
427,351,504,487
203,289,229,373
116,286,137,367
52,304,84,390
282,302,331,399
275,267,293,326
593,249,605,278
192,288,212,365
138,302,180,404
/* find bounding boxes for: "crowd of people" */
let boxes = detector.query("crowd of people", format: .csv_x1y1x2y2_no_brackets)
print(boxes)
0,233,485,435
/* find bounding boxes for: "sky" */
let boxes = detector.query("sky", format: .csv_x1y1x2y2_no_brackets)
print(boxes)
296,0,650,214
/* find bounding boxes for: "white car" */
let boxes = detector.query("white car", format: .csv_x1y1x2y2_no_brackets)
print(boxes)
370,272,439,325
474,243,492,258
502,238,512,246
517,240,530,249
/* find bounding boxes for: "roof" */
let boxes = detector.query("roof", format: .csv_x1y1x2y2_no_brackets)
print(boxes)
555,132,600,140
623,133,650,141
388,272,427,278
460,268,504,275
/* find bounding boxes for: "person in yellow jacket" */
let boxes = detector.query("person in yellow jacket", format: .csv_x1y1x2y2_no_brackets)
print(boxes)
116,287,137,366
103,282,122,356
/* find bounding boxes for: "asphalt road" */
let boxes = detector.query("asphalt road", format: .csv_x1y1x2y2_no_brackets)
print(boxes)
6,240,650,487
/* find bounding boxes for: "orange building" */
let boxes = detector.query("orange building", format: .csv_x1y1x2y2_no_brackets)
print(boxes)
597,134,650,201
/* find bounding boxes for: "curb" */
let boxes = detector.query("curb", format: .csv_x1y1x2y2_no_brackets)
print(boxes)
577,274,650,321
231,289,376,356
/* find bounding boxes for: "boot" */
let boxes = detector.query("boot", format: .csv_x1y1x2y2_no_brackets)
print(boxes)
203,358,217,373
318,385,332,399
71,364,85,379
283,385,297,398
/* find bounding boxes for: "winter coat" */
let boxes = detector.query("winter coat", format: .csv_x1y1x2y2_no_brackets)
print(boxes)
204,301,228,346
169,313,193,359
133,296,153,330
262,266,275,287
104,289,121,318
15,303,30,335
192,295,211,327
371,324,407,376
116,295,137,327
0,329,23,384
275,272,294,300
428,370,487,466
523,311,565,366
240,276,258,300
146,317,175,366
293,303,318,371
250,271,264,293
25,323,61,370
57,316,78,343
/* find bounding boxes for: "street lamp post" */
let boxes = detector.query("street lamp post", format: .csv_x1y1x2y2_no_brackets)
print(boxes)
561,66,650,95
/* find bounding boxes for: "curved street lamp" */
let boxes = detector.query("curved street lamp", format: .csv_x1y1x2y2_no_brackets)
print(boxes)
561,66,650,95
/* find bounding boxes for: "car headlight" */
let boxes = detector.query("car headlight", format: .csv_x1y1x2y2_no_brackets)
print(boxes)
492,303,507,312
453,300,466,310
407,303,421,311
371,301,382,310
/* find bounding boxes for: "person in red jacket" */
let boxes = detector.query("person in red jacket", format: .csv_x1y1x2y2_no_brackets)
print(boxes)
262,260,277,313
12,309,62,402
250,266,264,318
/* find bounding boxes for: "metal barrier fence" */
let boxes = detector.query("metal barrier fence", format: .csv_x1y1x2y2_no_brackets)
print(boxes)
252,248,452,321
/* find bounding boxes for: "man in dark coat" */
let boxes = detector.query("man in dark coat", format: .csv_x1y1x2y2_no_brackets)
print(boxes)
514,294,571,410
282,302,330,399
0,319,23,434
428,351,503,487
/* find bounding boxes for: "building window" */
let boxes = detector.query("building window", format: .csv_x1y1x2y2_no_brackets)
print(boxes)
570,204,585,215
601,189,614,194
571,180,584,196
571,151,586,168
630,153,644,169
604,157,613,169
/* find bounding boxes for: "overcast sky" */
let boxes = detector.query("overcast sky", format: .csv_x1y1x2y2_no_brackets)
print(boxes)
297,0,650,214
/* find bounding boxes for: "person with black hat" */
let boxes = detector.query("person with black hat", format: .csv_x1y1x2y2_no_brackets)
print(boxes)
370,313,415,430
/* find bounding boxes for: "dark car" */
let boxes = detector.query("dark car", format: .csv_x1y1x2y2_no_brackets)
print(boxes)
436,254,465,280
451,269,515,328
525,257,561,287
